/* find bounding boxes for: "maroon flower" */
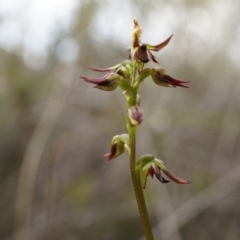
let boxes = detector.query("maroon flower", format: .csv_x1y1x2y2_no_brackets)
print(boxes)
137,155,190,189
151,68,189,88
131,18,173,65
143,163,190,189
80,73,120,91
132,36,173,64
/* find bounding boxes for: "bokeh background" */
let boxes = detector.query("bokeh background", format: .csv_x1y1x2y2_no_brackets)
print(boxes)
1,0,240,239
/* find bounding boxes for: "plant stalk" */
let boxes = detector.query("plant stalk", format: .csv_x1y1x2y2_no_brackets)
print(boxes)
127,122,154,240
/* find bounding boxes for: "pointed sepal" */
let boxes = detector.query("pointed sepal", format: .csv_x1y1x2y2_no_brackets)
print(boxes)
146,35,173,52
80,73,120,91
151,68,189,88
89,63,122,72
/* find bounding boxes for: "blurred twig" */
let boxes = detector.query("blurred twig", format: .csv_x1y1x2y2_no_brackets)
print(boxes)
44,134,69,240
14,2,98,239
14,66,74,240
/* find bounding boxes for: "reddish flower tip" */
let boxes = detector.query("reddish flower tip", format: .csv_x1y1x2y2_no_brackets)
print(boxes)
89,66,111,72
149,34,173,52
103,152,112,160
163,169,190,184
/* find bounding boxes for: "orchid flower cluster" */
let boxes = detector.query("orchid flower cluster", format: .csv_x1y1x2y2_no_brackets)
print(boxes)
81,19,190,189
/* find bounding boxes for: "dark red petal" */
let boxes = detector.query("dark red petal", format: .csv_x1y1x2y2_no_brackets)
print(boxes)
89,66,112,72
103,152,111,159
97,79,117,86
143,174,148,189
155,174,170,184
163,169,190,184
152,165,170,184
148,50,159,64
165,76,189,88
134,45,149,63
103,143,118,160
80,74,109,84
148,166,155,178
150,35,173,52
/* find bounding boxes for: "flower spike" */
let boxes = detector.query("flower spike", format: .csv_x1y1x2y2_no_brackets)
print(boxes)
80,18,191,239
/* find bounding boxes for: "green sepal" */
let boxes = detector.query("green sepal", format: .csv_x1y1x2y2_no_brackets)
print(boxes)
119,79,132,92
120,66,131,79
104,134,130,160
133,68,152,88
112,134,129,145
112,134,130,154
136,154,155,187
153,158,166,171
136,154,155,171
123,60,133,79
135,61,144,74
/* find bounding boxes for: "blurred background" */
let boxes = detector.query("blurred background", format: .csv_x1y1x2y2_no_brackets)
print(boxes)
1,0,240,239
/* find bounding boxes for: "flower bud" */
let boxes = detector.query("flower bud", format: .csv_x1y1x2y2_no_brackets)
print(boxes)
128,106,144,126
104,134,130,160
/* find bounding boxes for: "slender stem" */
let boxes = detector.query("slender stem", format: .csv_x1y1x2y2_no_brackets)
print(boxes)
127,121,154,240
126,53,154,239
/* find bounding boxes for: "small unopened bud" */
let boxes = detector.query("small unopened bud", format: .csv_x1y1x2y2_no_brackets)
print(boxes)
128,106,144,126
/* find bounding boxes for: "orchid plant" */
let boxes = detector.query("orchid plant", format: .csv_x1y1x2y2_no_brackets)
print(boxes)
81,19,190,240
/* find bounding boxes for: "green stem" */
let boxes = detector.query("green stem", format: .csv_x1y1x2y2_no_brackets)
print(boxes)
127,122,154,240
127,59,154,239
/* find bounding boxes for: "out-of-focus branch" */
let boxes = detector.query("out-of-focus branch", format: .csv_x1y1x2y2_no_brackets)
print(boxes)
14,66,73,240
14,1,96,238
44,134,69,240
